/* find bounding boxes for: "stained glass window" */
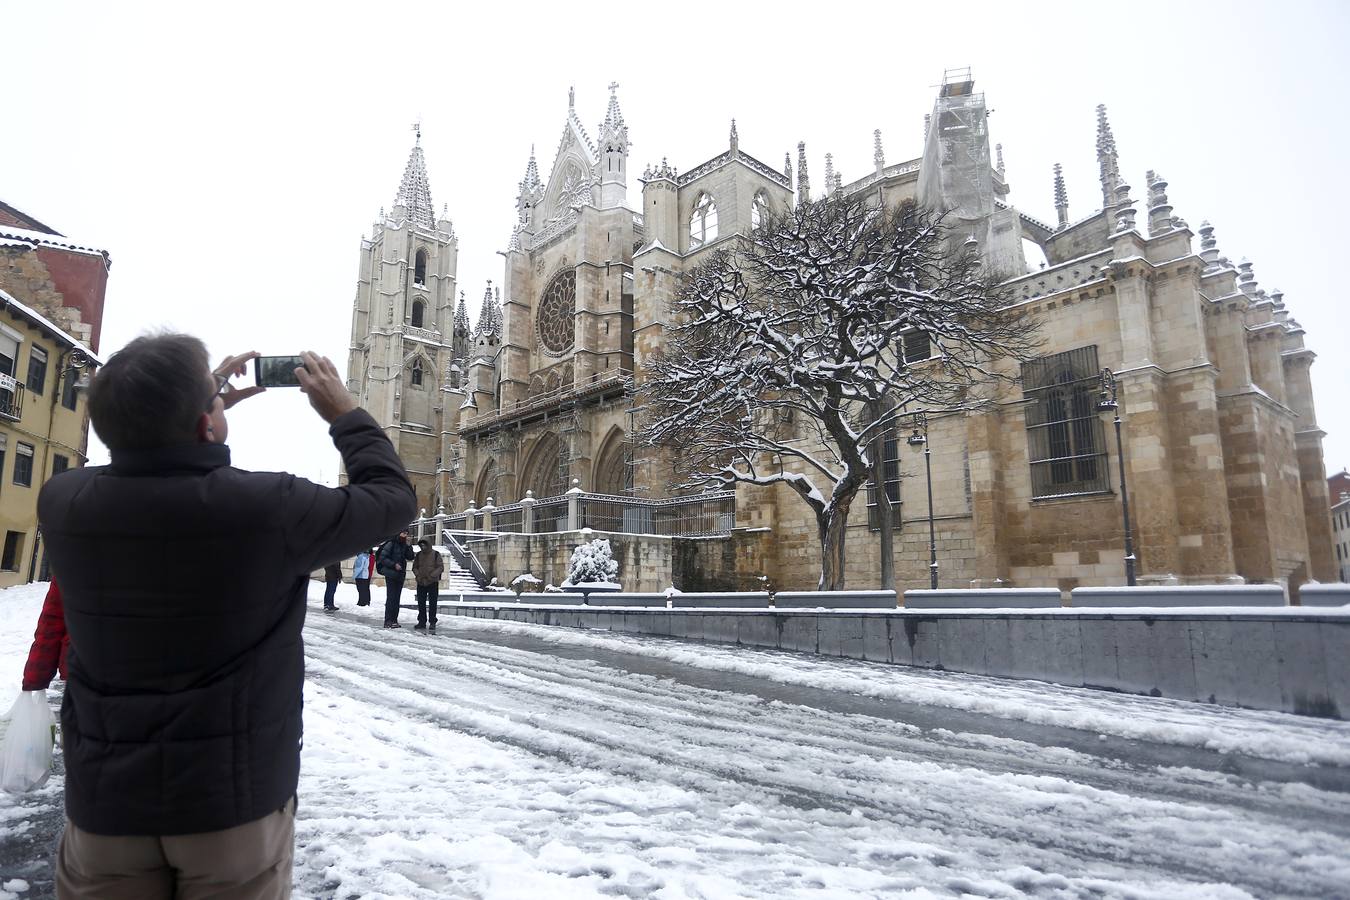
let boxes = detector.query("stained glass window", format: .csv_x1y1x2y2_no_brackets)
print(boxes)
537,269,576,356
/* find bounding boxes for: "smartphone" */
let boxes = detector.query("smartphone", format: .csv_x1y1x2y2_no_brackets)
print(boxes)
255,355,306,388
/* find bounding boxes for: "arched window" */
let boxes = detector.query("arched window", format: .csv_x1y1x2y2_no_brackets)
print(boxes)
411,299,425,329
414,249,428,285
411,359,423,387
536,269,576,357
689,193,718,248
750,191,769,231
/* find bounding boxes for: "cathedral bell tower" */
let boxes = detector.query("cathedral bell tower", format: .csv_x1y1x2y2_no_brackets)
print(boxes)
347,126,462,514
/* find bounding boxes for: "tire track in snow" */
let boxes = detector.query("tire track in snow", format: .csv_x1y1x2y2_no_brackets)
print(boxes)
300,616,1350,897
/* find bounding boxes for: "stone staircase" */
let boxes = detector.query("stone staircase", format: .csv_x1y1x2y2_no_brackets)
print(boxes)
440,551,484,592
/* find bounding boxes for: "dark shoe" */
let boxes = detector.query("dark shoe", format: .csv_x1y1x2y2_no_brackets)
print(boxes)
357,600,369,607
383,622,401,629
323,606,337,612
428,624,437,634
413,623,426,631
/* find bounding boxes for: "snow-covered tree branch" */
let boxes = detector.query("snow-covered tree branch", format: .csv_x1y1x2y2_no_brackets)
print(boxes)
639,196,1040,590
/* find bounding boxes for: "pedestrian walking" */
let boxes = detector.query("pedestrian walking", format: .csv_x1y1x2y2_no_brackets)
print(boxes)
353,547,375,607
377,530,415,628
412,539,444,632
322,562,342,611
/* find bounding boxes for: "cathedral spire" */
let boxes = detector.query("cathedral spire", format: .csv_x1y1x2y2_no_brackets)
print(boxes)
784,152,793,184
1096,104,1121,212
1053,162,1069,228
393,136,435,232
474,280,502,345
823,153,835,196
454,289,470,337
797,142,810,206
874,129,885,174
597,82,629,209
729,119,739,155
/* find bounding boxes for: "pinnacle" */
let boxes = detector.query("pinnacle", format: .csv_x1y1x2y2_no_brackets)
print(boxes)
394,141,435,231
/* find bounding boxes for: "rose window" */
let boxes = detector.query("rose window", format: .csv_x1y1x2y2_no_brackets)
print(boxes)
537,269,576,356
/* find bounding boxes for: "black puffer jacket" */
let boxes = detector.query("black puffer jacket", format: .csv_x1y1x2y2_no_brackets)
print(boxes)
38,408,415,836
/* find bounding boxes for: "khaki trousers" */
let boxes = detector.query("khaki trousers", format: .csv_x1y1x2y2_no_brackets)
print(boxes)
55,798,295,900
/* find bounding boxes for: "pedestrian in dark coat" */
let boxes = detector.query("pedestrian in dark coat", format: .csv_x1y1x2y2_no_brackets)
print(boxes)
22,580,68,692
412,539,444,632
38,336,415,897
322,561,342,610
377,530,415,627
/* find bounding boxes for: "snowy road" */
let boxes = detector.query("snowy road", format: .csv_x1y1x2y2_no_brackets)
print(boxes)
5,581,1350,898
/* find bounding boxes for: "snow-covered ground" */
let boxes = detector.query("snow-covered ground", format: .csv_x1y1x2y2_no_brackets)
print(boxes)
3,581,1350,899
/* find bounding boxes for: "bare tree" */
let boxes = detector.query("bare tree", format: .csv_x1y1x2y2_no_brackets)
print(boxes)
640,196,1039,590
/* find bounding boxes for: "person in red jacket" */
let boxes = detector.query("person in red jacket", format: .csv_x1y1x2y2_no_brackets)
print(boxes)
22,581,69,692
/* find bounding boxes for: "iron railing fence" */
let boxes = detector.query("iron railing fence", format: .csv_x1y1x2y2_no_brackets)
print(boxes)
580,492,735,537
532,496,570,533
411,491,736,539
491,504,524,533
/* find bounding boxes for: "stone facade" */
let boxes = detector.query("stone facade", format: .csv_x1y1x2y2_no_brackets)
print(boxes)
349,75,1334,597
0,202,107,587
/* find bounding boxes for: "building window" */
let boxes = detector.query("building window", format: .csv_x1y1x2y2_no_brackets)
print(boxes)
1022,346,1110,499
13,442,34,487
867,430,902,530
750,191,769,231
26,346,47,397
411,299,425,329
61,370,78,410
0,332,17,418
411,359,423,387
52,454,69,477
536,269,577,357
903,330,932,363
414,249,428,285
689,193,718,248
1,531,22,571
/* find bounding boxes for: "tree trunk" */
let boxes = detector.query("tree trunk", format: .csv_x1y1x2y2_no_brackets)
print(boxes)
817,505,851,591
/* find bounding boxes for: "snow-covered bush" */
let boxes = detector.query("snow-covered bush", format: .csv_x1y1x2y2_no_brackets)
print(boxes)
543,583,564,593
511,573,541,597
564,538,619,586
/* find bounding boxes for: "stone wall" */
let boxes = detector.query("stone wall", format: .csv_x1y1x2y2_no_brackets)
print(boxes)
442,602,1350,719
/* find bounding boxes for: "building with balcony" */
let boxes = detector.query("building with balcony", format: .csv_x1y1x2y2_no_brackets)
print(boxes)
0,201,107,586
349,75,1334,596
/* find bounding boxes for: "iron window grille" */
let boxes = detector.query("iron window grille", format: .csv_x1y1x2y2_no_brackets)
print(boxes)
866,431,902,530
1022,346,1110,499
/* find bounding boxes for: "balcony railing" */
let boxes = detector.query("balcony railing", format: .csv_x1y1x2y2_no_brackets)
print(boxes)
461,369,632,435
0,374,25,422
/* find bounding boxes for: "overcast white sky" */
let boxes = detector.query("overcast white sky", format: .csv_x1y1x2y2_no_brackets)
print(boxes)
5,0,1348,490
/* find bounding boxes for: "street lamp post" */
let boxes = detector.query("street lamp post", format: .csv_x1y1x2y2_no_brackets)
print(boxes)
1096,368,1137,586
907,411,938,589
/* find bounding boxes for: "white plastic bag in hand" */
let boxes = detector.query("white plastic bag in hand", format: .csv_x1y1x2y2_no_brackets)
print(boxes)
0,690,55,793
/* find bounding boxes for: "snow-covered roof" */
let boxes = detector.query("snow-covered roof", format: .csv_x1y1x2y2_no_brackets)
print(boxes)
0,287,102,364
0,223,109,259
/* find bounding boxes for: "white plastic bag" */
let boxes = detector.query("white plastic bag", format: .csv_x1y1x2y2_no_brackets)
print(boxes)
0,690,55,793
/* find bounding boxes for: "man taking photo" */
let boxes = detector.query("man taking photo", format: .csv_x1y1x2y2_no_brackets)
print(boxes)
38,334,416,898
